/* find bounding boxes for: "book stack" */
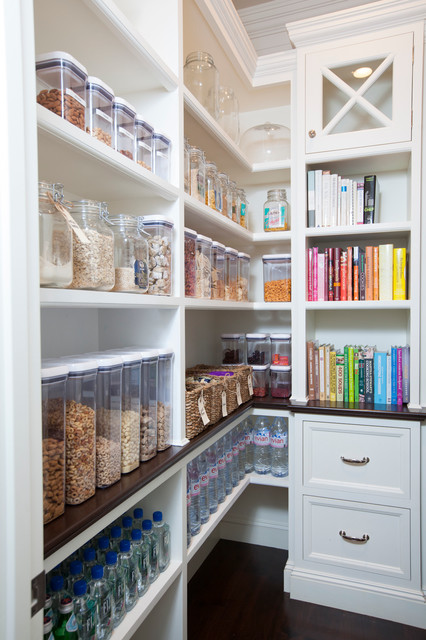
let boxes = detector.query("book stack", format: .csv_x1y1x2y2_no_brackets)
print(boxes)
307,244,407,301
307,171,377,228
306,342,410,405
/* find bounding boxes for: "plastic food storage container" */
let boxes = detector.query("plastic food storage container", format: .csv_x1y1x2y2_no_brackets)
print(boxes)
224,247,238,301
184,51,219,118
184,138,191,194
86,76,114,146
157,348,174,451
251,364,270,397
36,51,87,130
140,216,173,296
152,133,172,181
211,241,225,300
69,200,115,291
135,116,153,171
113,97,136,160
246,334,271,365
264,189,289,232
262,254,291,302
195,234,212,299
38,181,73,288
140,350,159,461
205,161,218,209
270,333,291,365
107,214,149,293
184,227,197,297
240,122,291,163
221,333,245,365
237,252,250,302
270,365,291,398
41,361,68,523
217,172,229,217
229,181,239,224
238,189,248,228
189,146,206,203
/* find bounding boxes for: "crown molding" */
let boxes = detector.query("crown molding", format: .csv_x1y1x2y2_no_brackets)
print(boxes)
253,50,296,86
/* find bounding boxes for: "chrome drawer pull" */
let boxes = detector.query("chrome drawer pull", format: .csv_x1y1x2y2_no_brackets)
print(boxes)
340,456,370,465
339,530,370,544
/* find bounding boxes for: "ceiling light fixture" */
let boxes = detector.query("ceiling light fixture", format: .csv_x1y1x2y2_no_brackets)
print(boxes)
352,66,373,79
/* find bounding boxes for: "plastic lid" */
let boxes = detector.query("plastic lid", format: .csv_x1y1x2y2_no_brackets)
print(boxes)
153,511,163,522
131,528,142,541
184,227,197,237
133,507,143,519
69,560,82,575
43,616,52,632
196,234,212,244
246,333,269,340
120,539,131,552
58,596,74,613
41,361,69,380
98,536,109,551
262,254,291,261
113,96,136,115
91,564,103,580
225,247,238,255
106,349,142,365
110,525,122,539
86,76,114,98
221,333,244,339
270,333,291,340
35,51,88,76
142,519,152,531
157,348,174,358
238,252,251,260
152,132,171,145
73,579,87,597
50,575,64,592
82,352,123,369
212,241,225,250
251,364,270,371
105,550,117,565
122,515,132,529
83,548,96,562
140,215,174,228
135,116,154,133
59,356,99,374
270,365,291,372
124,347,160,361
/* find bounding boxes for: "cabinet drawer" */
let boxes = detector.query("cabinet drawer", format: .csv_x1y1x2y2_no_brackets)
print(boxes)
303,495,410,580
303,421,410,499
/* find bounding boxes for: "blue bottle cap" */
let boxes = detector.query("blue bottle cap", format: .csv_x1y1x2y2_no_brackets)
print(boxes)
73,579,87,596
110,525,122,539
122,515,132,529
119,539,131,552
133,507,143,519
153,511,162,522
50,575,64,592
105,551,117,565
83,547,96,562
142,519,152,531
131,528,142,541
69,559,83,575
98,536,109,551
91,564,103,580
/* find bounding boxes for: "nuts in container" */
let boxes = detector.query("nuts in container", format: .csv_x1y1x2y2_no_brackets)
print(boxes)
184,227,197,297
195,234,212,299
140,350,159,461
135,116,154,171
139,216,173,296
211,241,225,300
113,97,136,160
237,252,250,302
86,76,114,146
157,349,174,451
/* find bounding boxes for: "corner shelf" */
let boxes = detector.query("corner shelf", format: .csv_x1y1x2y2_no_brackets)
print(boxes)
305,221,411,239
184,193,252,245
40,288,181,310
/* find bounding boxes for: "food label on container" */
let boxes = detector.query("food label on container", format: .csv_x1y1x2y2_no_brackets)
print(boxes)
245,431,253,445
200,472,209,487
48,193,89,244
191,481,200,496
248,374,253,396
236,381,242,405
271,434,287,448
222,391,228,417
209,465,218,479
118,126,135,140
264,205,286,230
198,390,209,425
254,431,270,446
218,456,226,470
95,108,112,123
134,260,147,288
65,87,86,107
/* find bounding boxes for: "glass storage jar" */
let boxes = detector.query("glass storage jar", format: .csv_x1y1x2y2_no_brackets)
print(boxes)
184,227,197,298
195,234,212,299
184,138,191,194
221,334,245,365
140,216,173,296
113,96,136,160
86,76,114,146
107,214,149,293
238,188,248,228
264,189,289,232
251,364,270,397
139,350,159,461
270,333,291,365
41,361,68,524
152,132,172,181
240,122,291,163
262,254,291,302
229,181,238,224
217,86,239,143
237,252,250,302
69,200,115,290
246,333,271,366
36,51,87,130
270,365,291,398
211,241,225,300
189,146,206,203
184,51,219,118
224,246,238,301
157,348,174,451
134,116,154,171
38,181,73,288
217,172,229,217
205,161,218,210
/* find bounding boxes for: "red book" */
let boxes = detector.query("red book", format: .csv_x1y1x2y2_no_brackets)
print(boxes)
307,247,313,301
334,247,341,301
340,251,348,301
328,248,334,301
324,248,329,301
353,246,360,301
347,246,353,301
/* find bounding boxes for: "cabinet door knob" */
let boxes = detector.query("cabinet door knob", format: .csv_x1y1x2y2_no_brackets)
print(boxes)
308,129,316,138
339,530,370,544
340,456,370,465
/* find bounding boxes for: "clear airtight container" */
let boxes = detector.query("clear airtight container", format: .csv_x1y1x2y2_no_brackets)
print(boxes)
229,181,239,224
140,216,173,296
217,173,229,217
135,117,153,171
41,362,68,523
184,227,197,298
69,200,115,291
86,76,114,146
205,161,218,209
262,254,291,302
157,349,174,451
221,333,245,365
184,51,219,118
217,86,239,143
270,333,291,366
38,181,73,288
246,334,271,366
189,146,205,203
211,241,225,300
251,364,270,398
140,350,159,461
224,247,238,301
107,215,149,293
237,252,250,302
264,189,289,232
270,365,291,398
152,133,172,181
184,138,191,194
238,189,248,229
195,234,212,299
113,97,136,160
36,51,87,130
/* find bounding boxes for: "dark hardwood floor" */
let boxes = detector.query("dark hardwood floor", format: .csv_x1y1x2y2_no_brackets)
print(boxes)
188,540,425,640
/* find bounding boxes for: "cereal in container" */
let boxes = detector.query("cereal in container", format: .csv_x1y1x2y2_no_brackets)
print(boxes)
224,246,238,301
86,76,114,146
184,227,197,297
211,241,225,300
262,254,291,302
195,234,212,299
139,350,159,461
113,97,136,160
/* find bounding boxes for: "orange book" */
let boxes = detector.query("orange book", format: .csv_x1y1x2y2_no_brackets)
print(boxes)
340,251,348,301
353,246,360,301
365,246,373,300
373,246,379,300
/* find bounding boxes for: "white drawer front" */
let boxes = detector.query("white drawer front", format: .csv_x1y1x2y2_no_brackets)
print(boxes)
303,496,410,580
303,421,411,499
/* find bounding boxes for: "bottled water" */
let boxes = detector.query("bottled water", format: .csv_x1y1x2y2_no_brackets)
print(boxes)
67,560,84,595
89,565,112,640
238,425,246,480
104,551,125,628
187,458,201,536
109,526,122,553
224,432,233,495
153,511,171,572
96,536,110,565
121,515,133,540
231,428,240,486
49,575,68,627
82,548,97,582
271,417,288,477
133,507,143,531
131,528,150,596
72,579,96,639
197,451,210,524
206,443,218,513
118,539,138,612
244,418,254,473
53,596,78,638
142,519,160,583
43,614,54,640
253,417,271,474
216,437,226,503
186,469,192,547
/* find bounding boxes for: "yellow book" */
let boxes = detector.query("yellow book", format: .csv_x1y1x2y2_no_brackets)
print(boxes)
393,248,407,300
329,350,337,402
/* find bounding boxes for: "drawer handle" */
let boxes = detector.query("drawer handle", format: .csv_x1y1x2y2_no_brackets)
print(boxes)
339,530,370,544
340,456,370,466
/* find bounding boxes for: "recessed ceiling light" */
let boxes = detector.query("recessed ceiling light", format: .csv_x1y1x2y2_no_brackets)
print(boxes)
352,66,373,79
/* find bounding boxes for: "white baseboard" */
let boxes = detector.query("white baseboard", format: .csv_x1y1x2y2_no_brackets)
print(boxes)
219,516,289,550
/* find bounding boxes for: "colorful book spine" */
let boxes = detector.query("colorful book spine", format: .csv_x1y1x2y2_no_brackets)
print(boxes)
365,349,374,403
318,253,325,302
307,171,316,228
397,347,403,405
393,248,407,300
344,345,349,402
373,246,379,301
330,350,337,402
313,247,318,301
353,246,360,301
391,346,397,405
314,347,320,400
386,353,392,404
340,251,348,301
319,344,325,402
347,246,353,301
307,340,315,400
374,351,387,404
354,350,359,403
336,354,344,402
328,248,334,301
334,247,341,301
365,246,373,301
307,248,313,301
363,174,376,224
359,249,366,301
358,354,365,402
348,346,354,402
379,244,394,301
402,345,410,403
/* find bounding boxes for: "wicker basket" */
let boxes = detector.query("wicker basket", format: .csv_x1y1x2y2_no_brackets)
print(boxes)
185,377,227,439
186,371,227,424
221,365,254,403
186,365,246,416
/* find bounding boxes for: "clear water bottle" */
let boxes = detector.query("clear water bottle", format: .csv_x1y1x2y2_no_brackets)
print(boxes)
82,548,97,582
224,432,233,495
253,417,271,475
142,519,160,583
96,536,110,565
67,560,84,596
153,511,171,572
231,428,240,487
110,526,122,553
206,443,218,513
43,615,54,640
131,528,150,596
270,416,288,477
197,451,210,524
89,565,113,640
133,507,143,531
121,516,133,540
187,458,201,536
53,596,78,638
118,539,138,612
72,579,96,639
238,424,246,480
186,469,192,547
216,437,226,503
244,418,254,473
49,575,68,627
104,551,125,628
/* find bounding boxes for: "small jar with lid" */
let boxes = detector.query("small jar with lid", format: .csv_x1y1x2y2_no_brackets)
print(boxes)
184,227,197,297
184,51,219,118
113,97,136,160
246,334,271,365
237,252,250,302
36,51,87,130
86,76,114,146
107,214,149,293
189,146,205,203
157,348,174,451
184,138,191,193
262,254,291,302
69,200,115,290
217,173,229,217
221,334,245,365
238,188,248,228
251,364,270,397
224,246,238,301
135,116,154,171
205,161,218,210
152,132,172,181
140,350,159,461
140,216,173,296
270,365,292,398
229,181,239,224
195,234,212,299
38,181,73,288
270,333,291,365
217,85,239,143
211,241,225,300
264,189,289,231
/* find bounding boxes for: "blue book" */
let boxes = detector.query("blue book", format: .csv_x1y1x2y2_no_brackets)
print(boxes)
374,352,387,405
391,346,397,405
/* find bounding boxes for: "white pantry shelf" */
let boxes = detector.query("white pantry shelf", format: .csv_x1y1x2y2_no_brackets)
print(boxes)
184,298,253,311
40,288,181,309
305,221,411,239
184,193,252,244
305,300,411,311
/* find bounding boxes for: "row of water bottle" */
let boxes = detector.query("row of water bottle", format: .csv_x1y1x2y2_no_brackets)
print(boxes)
187,416,288,546
44,508,170,639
